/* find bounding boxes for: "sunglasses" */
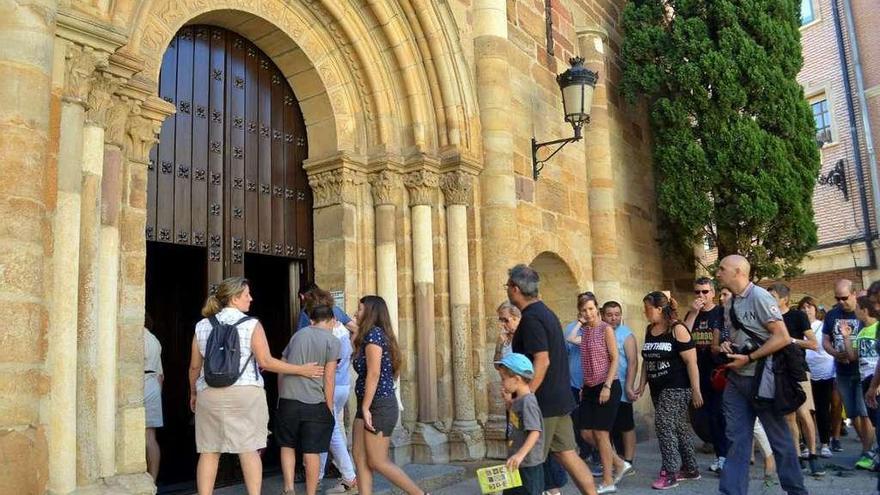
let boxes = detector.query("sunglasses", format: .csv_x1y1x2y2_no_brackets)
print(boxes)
498,317,510,323
694,290,711,295
835,295,851,302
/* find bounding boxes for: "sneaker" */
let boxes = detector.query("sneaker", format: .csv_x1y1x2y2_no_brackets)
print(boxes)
709,456,725,474
807,456,826,477
676,468,701,481
856,453,876,470
325,479,358,494
819,445,833,458
831,439,843,452
590,463,604,477
614,461,633,484
597,484,617,494
800,448,810,459
651,470,679,490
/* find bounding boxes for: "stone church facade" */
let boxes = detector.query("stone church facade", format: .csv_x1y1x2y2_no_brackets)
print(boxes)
0,0,672,493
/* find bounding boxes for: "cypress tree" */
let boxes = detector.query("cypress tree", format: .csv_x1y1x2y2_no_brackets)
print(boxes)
620,0,821,279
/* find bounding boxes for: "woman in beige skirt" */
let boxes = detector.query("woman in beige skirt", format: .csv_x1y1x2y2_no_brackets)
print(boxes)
189,277,325,495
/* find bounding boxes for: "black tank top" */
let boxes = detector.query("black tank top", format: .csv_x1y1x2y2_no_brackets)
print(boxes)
642,323,695,394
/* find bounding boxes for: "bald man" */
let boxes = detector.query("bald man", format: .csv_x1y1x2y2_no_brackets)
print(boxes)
715,255,806,495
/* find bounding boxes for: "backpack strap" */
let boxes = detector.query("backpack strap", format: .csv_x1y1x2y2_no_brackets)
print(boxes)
729,294,767,346
232,316,258,379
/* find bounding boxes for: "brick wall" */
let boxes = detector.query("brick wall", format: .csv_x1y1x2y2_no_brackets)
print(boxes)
764,267,863,309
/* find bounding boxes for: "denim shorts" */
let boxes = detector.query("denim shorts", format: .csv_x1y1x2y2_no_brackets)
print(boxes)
355,395,399,437
837,374,868,418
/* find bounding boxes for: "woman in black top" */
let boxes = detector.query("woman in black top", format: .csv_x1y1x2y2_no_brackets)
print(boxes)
635,292,703,490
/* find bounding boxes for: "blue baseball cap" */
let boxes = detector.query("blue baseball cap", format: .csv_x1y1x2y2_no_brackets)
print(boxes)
494,353,534,379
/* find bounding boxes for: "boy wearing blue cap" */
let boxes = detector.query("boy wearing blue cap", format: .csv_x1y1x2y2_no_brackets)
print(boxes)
495,353,545,495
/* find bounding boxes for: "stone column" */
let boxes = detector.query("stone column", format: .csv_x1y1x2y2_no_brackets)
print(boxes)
95,96,130,478
441,171,485,461
115,100,165,481
0,1,57,492
577,26,618,296
370,170,401,328
47,43,106,494
76,70,117,485
474,0,515,458
405,169,448,463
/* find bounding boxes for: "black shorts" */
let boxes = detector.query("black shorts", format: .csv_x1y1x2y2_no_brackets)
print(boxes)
275,398,334,453
613,401,635,433
355,395,399,437
578,380,621,432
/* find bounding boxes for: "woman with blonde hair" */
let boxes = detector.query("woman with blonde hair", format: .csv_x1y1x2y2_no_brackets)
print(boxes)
189,277,324,495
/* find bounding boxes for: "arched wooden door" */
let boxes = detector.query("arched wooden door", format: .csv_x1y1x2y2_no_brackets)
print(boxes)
145,25,313,489
147,25,313,283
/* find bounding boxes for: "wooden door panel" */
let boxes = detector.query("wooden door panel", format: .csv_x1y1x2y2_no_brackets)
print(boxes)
147,26,314,286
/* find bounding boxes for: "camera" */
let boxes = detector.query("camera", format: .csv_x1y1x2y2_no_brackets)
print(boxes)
720,339,759,364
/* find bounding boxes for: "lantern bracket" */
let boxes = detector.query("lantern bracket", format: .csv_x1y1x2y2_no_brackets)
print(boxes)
532,124,584,180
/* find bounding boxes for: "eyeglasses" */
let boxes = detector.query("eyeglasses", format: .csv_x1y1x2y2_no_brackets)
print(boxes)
694,290,711,295
835,295,851,302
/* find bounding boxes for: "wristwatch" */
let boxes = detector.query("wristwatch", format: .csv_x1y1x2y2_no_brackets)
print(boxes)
603,384,612,390
791,337,798,345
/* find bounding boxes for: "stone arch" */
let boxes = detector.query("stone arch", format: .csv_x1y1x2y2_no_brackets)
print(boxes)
530,251,580,324
118,0,481,162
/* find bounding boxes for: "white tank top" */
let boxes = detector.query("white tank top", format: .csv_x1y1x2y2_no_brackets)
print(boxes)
194,307,263,392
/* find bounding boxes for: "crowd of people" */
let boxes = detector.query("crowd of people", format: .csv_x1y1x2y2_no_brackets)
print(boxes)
157,252,880,495
494,255,880,495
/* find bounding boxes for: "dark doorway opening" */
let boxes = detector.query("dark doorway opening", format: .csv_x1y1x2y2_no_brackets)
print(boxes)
145,241,206,491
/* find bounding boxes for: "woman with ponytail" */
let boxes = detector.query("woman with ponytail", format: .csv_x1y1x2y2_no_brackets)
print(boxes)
635,292,703,490
189,277,325,495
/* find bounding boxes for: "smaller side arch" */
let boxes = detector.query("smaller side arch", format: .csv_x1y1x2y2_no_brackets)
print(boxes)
530,251,580,324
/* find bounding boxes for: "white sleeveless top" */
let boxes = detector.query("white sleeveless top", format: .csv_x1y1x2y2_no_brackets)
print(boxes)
194,307,263,392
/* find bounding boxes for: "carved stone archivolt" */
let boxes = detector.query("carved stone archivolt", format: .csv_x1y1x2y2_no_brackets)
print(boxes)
369,170,401,206
64,44,110,104
404,170,440,206
308,169,365,208
440,171,474,206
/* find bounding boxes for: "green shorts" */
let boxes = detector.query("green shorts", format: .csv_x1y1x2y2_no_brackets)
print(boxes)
541,414,578,459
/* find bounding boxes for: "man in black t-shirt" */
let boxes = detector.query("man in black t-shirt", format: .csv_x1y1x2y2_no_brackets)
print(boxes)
683,277,727,473
506,264,598,495
769,283,824,476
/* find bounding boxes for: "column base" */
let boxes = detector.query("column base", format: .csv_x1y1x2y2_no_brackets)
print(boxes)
448,420,486,461
410,422,450,464
484,414,508,460
69,473,155,495
390,421,413,465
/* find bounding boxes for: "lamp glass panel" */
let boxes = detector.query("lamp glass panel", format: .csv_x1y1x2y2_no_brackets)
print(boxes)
562,84,586,122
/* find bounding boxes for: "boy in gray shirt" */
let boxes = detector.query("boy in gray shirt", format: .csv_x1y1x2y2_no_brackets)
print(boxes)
494,352,544,495
277,300,341,495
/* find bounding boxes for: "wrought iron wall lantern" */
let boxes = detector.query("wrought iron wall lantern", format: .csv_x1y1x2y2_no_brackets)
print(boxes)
817,159,849,201
532,57,599,180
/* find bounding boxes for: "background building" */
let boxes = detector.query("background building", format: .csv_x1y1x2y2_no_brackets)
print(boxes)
780,0,880,301
0,1,679,493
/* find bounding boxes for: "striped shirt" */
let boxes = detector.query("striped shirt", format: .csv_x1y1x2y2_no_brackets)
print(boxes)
580,321,612,387
194,307,262,392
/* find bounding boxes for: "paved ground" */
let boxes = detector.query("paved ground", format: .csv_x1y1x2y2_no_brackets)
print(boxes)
215,431,878,495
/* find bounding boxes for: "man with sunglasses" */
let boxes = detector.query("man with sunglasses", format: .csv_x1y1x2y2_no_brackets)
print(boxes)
683,277,728,475
823,279,872,465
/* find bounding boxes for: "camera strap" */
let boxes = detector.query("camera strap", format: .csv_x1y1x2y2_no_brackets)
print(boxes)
728,293,767,347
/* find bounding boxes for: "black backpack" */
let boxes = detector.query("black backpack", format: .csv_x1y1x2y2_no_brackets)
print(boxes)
204,315,257,388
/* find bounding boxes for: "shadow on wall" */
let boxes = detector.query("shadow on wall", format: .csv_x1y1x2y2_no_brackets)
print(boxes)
530,252,579,324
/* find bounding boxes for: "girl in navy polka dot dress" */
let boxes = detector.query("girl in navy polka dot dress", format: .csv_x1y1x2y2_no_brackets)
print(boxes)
351,295,430,495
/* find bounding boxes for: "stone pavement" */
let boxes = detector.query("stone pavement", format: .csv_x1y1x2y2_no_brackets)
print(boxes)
214,432,877,495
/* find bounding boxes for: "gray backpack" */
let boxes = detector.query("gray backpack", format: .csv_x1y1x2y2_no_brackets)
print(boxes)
204,315,257,387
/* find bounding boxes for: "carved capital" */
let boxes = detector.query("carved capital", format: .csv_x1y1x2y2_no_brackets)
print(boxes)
86,72,122,126
440,171,474,206
64,44,109,104
125,112,161,163
369,170,401,206
105,96,133,147
308,169,365,208
404,170,440,206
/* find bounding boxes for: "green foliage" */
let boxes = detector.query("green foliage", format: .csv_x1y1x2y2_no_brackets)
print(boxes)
620,0,821,280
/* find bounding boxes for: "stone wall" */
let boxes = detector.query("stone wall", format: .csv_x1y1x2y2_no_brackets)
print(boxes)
0,0,675,492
